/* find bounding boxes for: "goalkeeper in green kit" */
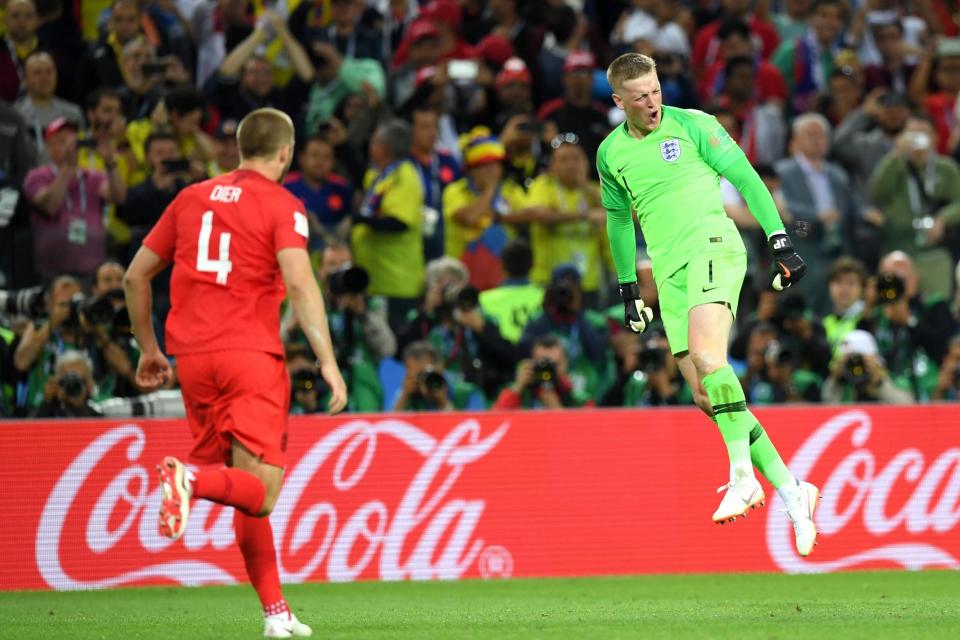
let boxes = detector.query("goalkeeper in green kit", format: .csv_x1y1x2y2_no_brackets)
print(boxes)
598,53,819,556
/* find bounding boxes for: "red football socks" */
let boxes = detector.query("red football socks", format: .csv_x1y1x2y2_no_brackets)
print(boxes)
192,468,266,516
235,510,285,613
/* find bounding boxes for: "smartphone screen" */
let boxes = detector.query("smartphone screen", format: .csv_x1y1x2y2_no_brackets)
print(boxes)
161,159,191,173
447,59,479,81
142,61,168,76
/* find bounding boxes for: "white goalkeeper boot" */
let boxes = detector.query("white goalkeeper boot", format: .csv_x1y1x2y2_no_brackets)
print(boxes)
781,480,820,556
713,474,765,524
264,610,312,638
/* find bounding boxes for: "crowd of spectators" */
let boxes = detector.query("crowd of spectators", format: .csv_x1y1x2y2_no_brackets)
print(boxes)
3,0,960,418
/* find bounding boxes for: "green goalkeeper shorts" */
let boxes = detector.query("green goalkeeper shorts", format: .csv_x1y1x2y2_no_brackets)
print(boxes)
658,250,747,356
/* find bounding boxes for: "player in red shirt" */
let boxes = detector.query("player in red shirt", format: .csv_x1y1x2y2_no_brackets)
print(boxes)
123,108,347,639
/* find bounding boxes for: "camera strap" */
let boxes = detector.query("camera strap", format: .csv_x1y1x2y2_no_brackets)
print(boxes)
4,37,25,96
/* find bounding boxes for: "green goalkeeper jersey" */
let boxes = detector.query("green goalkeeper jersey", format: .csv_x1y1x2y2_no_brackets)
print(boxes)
597,105,781,284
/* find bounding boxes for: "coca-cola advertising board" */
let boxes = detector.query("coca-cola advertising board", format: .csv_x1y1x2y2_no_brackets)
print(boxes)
1,406,958,591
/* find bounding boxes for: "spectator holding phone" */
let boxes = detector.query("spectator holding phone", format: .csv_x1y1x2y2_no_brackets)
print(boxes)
126,87,211,185
113,36,190,122
24,118,125,280
118,132,189,246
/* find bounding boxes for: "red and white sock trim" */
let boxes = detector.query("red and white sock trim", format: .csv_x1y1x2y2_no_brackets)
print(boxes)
264,600,290,617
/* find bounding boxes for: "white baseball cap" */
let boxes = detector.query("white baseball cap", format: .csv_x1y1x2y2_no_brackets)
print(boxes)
838,330,880,357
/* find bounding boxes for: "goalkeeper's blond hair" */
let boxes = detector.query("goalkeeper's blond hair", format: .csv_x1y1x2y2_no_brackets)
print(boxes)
606,53,657,93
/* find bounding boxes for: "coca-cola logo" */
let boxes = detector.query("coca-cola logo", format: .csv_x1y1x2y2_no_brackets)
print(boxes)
766,409,960,572
36,418,510,590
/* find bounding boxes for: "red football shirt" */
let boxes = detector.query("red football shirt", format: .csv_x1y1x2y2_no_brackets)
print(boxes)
143,169,309,356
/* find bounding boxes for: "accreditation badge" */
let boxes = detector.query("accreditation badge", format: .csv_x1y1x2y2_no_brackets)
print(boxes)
67,217,88,245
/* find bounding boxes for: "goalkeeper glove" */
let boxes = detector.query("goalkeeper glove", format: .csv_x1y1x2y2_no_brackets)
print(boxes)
768,232,806,291
619,282,654,334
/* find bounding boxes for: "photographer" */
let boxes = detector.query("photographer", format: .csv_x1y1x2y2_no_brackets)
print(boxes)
857,270,941,401
738,321,781,399
393,340,484,412
284,243,394,413
822,330,913,404
326,260,395,413
752,341,822,404
34,350,102,418
932,335,960,401
13,275,137,413
602,331,689,407
776,294,833,378
868,251,957,364
399,256,516,401
89,260,141,398
494,334,591,409
518,265,609,402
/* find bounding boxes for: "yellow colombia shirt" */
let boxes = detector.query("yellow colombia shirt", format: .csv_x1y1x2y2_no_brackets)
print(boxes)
441,178,527,261
352,160,425,298
525,174,612,292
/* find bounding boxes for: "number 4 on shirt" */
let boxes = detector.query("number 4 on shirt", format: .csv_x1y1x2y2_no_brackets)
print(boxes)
197,211,232,285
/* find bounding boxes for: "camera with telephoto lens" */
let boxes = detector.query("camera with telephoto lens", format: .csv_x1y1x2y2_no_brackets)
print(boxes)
58,372,87,399
843,353,871,388
876,273,906,305
418,366,446,392
327,266,370,296
437,283,480,320
291,368,322,394
441,283,479,310
544,281,575,315
531,358,558,389
635,339,667,374
66,289,125,328
779,294,807,322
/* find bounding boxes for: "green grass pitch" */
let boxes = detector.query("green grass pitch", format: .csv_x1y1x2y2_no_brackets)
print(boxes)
2,571,957,639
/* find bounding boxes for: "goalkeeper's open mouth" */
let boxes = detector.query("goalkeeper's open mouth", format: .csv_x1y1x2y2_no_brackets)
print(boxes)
646,108,661,128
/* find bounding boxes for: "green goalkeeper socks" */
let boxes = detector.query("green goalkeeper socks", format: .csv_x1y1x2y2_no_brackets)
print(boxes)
747,424,793,490
702,365,753,482
703,365,793,489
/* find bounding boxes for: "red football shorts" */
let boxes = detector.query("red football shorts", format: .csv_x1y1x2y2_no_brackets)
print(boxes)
176,350,291,467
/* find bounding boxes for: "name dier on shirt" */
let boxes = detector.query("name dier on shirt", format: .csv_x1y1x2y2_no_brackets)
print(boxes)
210,185,243,203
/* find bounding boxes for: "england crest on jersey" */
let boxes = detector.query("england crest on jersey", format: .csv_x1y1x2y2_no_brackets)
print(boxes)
660,138,681,162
